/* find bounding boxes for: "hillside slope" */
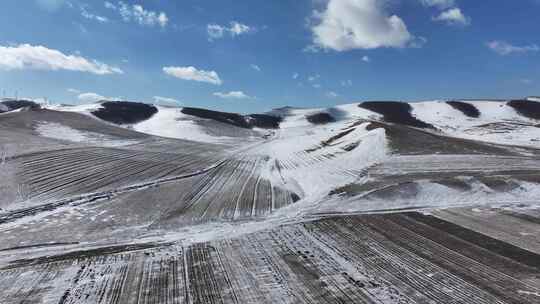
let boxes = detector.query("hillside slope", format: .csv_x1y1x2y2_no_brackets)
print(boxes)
1,98,539,304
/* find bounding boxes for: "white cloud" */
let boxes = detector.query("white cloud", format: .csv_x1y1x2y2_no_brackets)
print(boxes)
104,1,116,10
433,8,470,26
67,88,81,94
207,24,226,39
419,0,455,9
163,66,222,85
157,13,169,28
213,91,251,99
487,41,540,56
293,73,299,79
0,44,123,75
308,74,320,82
77,92,121,103
341,80,352,87
80,6,109,23
326,91,339,98
106,1,168,28
229,22,252,36
409,36,428,48
310,0,414,51
362,55,370,62
207,21,254,40
312,84,321,89
153,96,181,105
303,44,321,53
250,64,261,71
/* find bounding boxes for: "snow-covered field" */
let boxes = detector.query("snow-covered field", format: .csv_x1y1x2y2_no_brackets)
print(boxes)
411,100,540,147
253,118,388,203
1,99,539,303
42,98,540,148
133,106,261,144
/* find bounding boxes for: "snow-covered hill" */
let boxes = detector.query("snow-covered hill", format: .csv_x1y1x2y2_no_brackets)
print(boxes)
46,102,275,144
411,100,540,147
4,97,539,213
269,99,540,148
1,96,530,154
2,98,540,304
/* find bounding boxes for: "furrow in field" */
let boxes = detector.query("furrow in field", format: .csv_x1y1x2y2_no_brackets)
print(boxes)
203,156,256,220
307,217,507,303
218,157,260,220
363,214,540,304
184,243,231,304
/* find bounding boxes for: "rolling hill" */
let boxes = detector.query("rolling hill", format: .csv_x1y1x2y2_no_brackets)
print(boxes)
0,98,539,303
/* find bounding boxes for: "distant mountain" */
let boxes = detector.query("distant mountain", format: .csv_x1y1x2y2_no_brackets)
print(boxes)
37,98,540,147
0,99,41,112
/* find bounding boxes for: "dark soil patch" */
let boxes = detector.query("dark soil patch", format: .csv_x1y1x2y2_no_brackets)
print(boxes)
475,121,531,130
514,173,540,184
322,128,355,146
507,99,540,120
382,213,538,302
366,121,516,156
342,141,361,152
405,212,540,270
432,178,473,191
182,107,249,128
1,100,41,111
291,193,301,203
0,108,147,140
359,101,434,129
306,112,335,125
246,114,282,129
92,101,158,124
447,101,480,118
0,242,79,252
344,119,370,130
479,177,521,192
265,106,296,118
4,242,168,269
305,128,356,153
182,107,281,129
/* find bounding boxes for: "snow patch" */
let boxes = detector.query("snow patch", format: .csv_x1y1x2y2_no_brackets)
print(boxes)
45,103,103,114
250,117,389,210
133,106,238,143
411,100,540,148
316,178,540,216
35,121,138,147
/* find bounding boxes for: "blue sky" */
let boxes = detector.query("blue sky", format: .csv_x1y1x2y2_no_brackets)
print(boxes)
0,0,539,113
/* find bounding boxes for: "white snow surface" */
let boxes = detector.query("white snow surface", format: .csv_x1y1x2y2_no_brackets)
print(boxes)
35,121,138,147
47,99,540,148
271,100,540,149
277,104,380,129
315,178,540,216
45,103,104,114
411,100,540,148
133,106,247,144
47,104,258,144
249,115,389,204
